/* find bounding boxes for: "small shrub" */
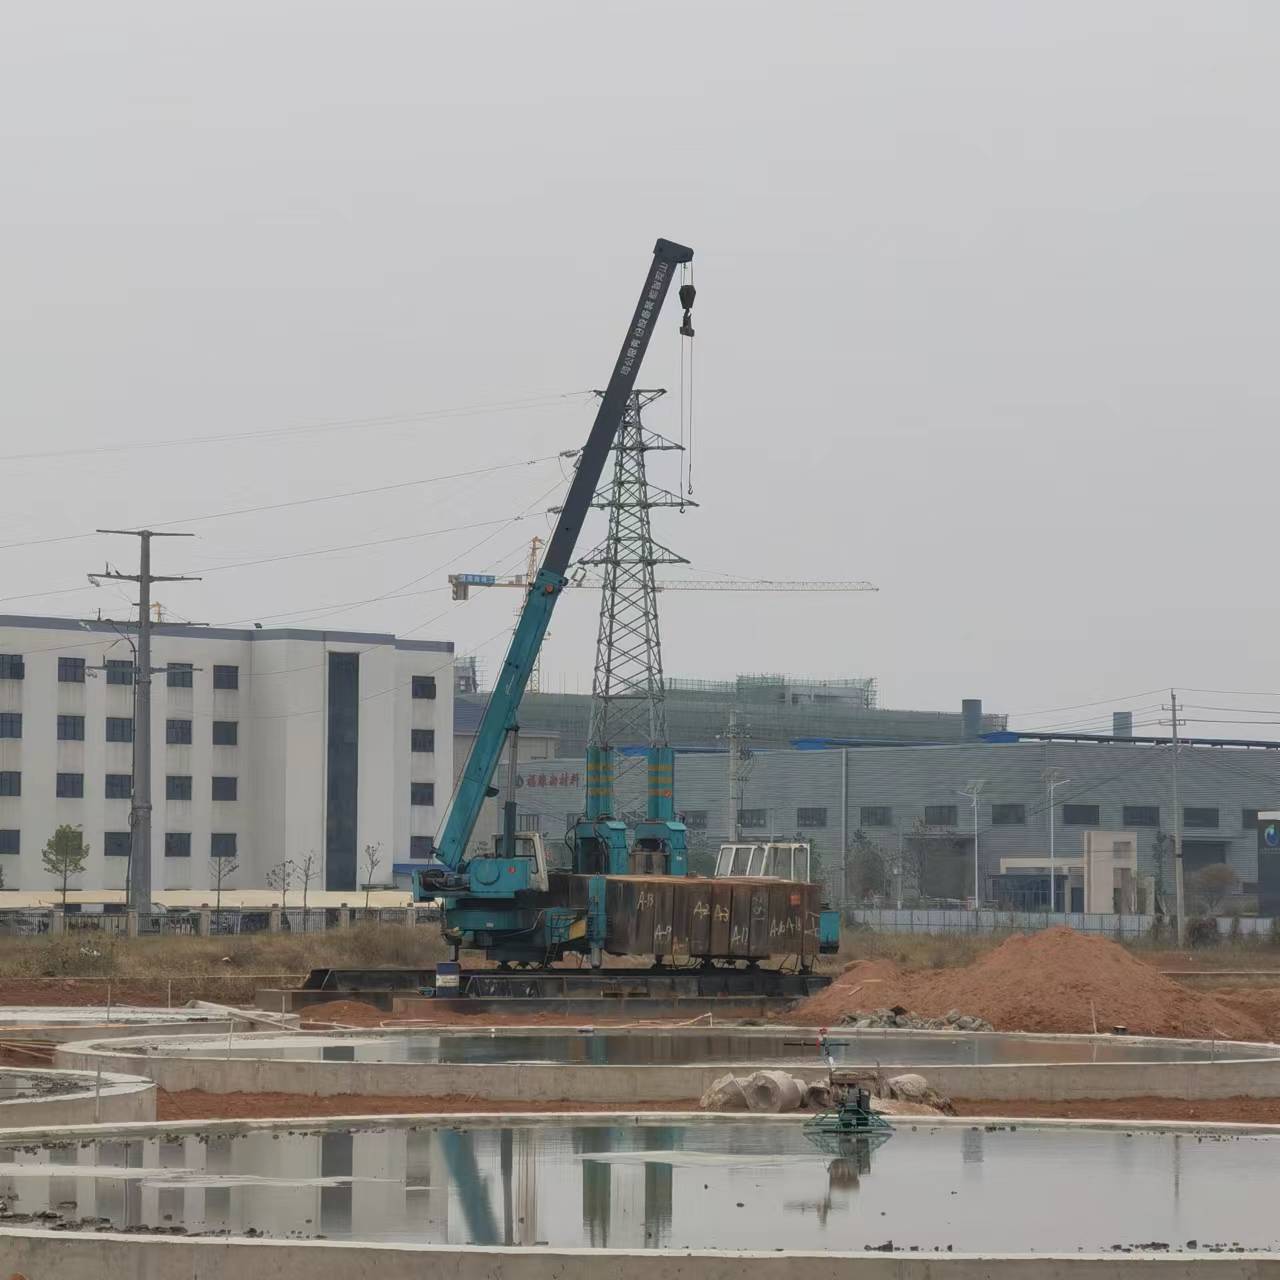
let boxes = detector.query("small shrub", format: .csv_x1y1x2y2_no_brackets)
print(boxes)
1185,916,1220,948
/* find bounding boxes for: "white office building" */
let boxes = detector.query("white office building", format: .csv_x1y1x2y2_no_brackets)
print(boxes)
0,615,454,894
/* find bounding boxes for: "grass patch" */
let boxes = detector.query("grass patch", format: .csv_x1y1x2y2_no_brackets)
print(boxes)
0,923,448,999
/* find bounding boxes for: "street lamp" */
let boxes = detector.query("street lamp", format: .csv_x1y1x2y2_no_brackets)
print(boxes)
1043,769,1071,913
956,781,985,909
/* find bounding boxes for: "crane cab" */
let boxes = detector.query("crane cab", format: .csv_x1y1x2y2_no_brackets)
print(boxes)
714,841,813,882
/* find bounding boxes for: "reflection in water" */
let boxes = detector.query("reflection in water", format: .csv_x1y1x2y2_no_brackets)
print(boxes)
2,1120,1280,1253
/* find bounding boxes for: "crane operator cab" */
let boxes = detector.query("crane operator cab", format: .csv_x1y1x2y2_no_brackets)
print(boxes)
467,830,551,894
714,841,813,882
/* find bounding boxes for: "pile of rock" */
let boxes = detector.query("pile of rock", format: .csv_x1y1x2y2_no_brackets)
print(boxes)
698,1068,954,1116
836,1006,993,1032
700,1069,829,1114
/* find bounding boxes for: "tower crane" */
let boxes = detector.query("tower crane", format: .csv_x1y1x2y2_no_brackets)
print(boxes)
450,557,878,599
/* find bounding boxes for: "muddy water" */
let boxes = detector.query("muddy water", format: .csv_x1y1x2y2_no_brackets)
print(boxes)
0,1119,1276,1252
150,1029,1280,1066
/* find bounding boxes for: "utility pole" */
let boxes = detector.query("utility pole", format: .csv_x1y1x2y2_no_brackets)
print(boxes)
721,708,753,841
1168,690,1186,945
1043,768,1071,913
956,780,985,908
91,530,200,914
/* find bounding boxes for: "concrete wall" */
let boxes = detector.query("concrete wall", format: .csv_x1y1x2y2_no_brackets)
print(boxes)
0,1068,154,1125
54,1029,1280,1103
3,1229,1278,1278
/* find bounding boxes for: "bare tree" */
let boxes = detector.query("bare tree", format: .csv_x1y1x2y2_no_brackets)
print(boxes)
266,858,295,913
298,853,319,920
362,842,383,910
210,854,239,921
1190,863,1237,915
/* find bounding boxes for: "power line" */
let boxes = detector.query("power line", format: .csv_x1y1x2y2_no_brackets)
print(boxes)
0,451,569,554
1004,688,1167,720
0,391,592,464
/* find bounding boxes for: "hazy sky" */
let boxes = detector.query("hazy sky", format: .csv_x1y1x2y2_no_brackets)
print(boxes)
2,2,1277,738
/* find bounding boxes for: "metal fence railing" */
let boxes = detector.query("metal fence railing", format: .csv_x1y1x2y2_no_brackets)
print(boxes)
846,906,1278,940
0,904,439,937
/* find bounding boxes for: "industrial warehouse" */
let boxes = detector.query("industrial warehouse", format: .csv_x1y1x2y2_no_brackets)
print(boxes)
472,717,1280,915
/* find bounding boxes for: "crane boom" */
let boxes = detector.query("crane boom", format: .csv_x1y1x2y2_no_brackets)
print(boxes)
433,238,694,873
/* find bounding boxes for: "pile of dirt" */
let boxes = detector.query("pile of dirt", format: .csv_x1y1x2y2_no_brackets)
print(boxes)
301,999,391,1027
786,928,1267,1040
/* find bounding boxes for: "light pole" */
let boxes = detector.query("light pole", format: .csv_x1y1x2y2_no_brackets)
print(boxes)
956,781,985,909
1044,769,1071,913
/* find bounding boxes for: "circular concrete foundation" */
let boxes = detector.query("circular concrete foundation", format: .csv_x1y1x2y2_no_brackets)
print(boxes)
53,1025,1280,1102
0,1112,1278,1275
0,1066,154,1125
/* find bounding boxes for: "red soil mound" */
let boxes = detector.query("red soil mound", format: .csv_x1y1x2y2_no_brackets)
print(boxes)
788,928,1267,1040
301,999,390,1027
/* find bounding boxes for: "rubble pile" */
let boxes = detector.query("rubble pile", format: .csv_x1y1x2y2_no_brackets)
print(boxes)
836,1006,994,1032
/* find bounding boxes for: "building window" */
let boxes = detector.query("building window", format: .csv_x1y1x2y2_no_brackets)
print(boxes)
1244,808,1261,831
409,835,435,859
166,663,193,689
0,654,24,681
738,808,768,830
212,664,239,690
682,809,708,830
210,833,237,859
0,830,17,855
105,774,131,800
991,803,1026,826
411,728,435,753
1184,806,1219,829
105,717,133,743
0,713,20,739
104,831,131,857
212,776,238,802
797,806,828,828
1123,805,1160,828
859,805,892,828
410,782,435,806
56,772,84,799
0,772,19,797
516,813,541,833
1062,804,1100,826
57,714,85,742
212,720,238,747
58,656,85,683
164,832,191,858
411,675,437,700
166,775,192,801
924,804,958,827
166,719,192,745
105,659,133,686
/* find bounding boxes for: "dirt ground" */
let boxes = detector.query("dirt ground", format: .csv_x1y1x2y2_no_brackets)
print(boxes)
156,1090,702,1121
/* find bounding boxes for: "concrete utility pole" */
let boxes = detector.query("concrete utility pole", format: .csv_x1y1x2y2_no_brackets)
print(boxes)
957,780,986,908
1169,689,1186,945
722,708,753,841
1043,768,1071,913
91,530,200,914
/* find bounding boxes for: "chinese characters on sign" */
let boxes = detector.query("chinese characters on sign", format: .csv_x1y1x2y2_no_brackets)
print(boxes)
517,771,581,789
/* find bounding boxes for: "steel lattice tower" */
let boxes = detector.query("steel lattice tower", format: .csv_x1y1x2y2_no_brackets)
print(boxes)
580,389,691,751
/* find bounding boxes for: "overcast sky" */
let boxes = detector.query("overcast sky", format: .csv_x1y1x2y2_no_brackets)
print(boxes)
2,1,1277,738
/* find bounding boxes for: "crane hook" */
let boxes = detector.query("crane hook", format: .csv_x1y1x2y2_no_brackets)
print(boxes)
678,283,696,337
